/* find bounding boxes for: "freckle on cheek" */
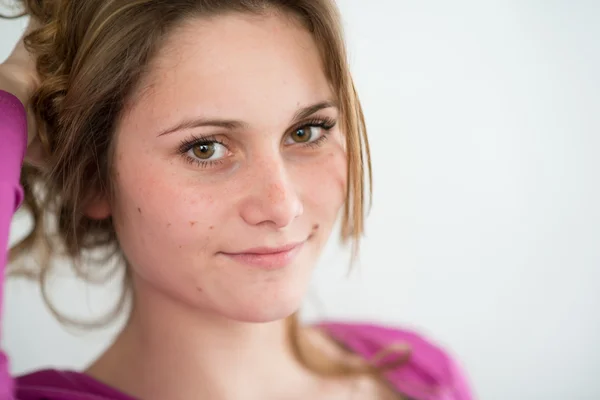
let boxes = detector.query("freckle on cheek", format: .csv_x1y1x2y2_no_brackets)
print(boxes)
167,223,172,228
209,225,214,230
137,207,142,214
190,221,197,227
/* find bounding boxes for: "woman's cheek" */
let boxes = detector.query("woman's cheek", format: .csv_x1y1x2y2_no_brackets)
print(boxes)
298,147,347,210
147,185,219,242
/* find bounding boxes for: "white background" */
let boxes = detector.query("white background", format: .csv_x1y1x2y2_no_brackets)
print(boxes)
2,1,599,399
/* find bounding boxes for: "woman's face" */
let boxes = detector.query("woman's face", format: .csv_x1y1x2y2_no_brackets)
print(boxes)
106,11,347,322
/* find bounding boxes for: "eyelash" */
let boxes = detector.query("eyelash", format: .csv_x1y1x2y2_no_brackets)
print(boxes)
177,117,337,168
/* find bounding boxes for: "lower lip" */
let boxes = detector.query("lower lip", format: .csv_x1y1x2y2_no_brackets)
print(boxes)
222,243,304,270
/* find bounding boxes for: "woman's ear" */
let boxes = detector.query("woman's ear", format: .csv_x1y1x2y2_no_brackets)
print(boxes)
25,137,112,219
84,193,112,220
24,135,48,170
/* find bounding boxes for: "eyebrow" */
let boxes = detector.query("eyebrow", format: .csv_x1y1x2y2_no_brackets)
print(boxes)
156,100,338,137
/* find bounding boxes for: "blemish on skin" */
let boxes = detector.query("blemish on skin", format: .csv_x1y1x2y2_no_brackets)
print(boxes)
137,207,142,214
209,225,214,230
178,245,183,249
190,221,197,227
313,223,320,231
196,286,203,292
167,223,172,228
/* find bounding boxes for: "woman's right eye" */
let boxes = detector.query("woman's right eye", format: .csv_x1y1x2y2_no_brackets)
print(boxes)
186,141,229,162
178,136,231,167
189,142,222,160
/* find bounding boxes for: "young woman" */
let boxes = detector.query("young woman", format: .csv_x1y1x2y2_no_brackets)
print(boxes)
0,1,473,399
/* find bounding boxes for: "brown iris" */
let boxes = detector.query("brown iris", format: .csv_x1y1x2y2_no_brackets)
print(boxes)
290,126,313,143
192,143,216,159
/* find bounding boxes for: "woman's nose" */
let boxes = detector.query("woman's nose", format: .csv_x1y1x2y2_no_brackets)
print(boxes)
238,159,303,229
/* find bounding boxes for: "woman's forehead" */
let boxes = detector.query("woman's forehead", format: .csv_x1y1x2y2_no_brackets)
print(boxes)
124,12,333,130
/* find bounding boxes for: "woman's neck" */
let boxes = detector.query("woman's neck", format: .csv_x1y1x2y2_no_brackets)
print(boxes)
85,275,326,400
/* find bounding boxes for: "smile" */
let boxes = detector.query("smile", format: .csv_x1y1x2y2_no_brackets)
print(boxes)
220,241,306,270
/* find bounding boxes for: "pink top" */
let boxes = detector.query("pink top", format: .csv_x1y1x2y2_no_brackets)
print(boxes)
0,89,473,400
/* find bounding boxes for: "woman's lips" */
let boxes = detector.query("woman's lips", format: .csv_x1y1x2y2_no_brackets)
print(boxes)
220,241,305,270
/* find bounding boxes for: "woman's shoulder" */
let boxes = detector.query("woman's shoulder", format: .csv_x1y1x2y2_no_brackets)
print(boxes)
317,320,473,400
13,322,473,400
15,368,133,400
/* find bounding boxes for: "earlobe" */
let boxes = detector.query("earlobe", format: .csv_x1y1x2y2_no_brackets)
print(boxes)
84,195,112,220
24,136,49,170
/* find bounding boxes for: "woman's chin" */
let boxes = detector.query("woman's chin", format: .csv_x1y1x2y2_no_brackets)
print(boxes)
233,309,296,324
218,292,305,324
204,263,314,323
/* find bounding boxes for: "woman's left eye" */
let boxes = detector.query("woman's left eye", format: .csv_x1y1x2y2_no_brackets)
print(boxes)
284,119,336,146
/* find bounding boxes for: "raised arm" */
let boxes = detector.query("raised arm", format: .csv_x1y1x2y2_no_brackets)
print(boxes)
0,17,43,399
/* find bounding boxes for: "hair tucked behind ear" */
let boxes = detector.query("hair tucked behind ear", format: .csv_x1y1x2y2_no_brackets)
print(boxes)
2,0,409,389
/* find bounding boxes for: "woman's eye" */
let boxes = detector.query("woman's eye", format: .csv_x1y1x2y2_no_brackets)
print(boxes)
188,142,228,161
286,125,326,145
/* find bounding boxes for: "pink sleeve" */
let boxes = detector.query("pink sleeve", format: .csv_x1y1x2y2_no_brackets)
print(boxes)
447,356,474,400
320,322,475,400
0,89,28,399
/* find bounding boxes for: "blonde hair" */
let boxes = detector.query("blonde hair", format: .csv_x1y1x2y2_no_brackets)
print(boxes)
3,0,410,389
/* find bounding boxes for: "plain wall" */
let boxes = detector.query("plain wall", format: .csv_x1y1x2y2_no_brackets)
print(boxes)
2,1,599,399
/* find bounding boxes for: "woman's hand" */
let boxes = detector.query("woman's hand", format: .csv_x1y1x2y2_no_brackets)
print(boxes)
0,17,45,166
